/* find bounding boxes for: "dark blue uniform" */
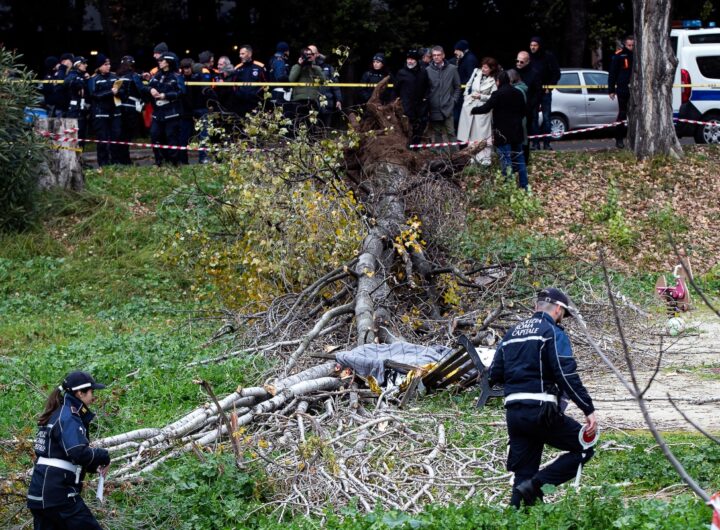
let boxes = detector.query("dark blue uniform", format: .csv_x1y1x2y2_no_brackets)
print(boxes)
64,69,89,143
144,69,185,166
27,393,109,528
88,72,122,166
608,45,634,146
490,311,595,507
231,61,266,117
117,71,145,165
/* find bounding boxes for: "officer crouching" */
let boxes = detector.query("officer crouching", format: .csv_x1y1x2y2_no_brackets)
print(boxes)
27,371,111,529
489,288,598,507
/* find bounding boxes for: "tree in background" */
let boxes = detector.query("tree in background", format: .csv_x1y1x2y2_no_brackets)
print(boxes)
628,0,683,159
0,48,47,232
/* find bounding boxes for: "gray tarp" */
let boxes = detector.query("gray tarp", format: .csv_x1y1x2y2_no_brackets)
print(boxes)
336,342,452,385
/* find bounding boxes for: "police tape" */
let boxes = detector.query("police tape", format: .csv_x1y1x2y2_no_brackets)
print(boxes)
37,117,719,153
408,118,719,149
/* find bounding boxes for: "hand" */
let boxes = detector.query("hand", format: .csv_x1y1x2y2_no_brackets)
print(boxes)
111,87,118,95
97,464,110,477
336,101,342,110
584,412,597,438
609,93,616,100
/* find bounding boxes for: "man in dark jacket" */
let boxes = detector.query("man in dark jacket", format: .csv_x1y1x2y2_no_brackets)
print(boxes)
529,36,561,150
489,288,597,507
268,42,291,108
451,39,479,128
472,71,528,188
231,45,267,117
515,51,541,164
608,35,634,148
309,45,344,129
395,49,430,146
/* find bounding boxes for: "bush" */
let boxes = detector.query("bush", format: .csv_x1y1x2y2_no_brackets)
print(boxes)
0,47,48,231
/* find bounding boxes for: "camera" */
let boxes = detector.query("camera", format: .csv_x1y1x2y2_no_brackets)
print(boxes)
300,51,313,65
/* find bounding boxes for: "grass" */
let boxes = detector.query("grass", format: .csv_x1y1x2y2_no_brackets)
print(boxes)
2,158,719,528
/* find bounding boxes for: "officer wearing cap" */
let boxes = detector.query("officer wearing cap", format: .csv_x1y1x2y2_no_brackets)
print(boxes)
27,371,110,529
489,287,597,507
144,51,186,166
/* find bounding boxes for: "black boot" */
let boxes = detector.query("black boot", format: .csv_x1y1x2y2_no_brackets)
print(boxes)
516,479,544,506
615,139,625,149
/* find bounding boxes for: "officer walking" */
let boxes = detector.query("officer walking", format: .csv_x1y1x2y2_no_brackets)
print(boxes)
489,288,597,507
27,371,110,529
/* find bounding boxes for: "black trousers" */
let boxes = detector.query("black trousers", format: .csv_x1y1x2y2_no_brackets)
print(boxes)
31,498,102,529
615,93,629,141
150,118,181,166
506,403,594,507
93,115,122,166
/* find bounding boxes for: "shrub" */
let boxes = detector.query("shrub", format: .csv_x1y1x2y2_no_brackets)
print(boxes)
0,47,48,231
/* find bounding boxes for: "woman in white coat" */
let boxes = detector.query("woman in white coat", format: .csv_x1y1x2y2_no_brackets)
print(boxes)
457,57,500,165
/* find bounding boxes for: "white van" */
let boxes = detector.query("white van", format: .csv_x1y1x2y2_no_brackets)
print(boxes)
671,25,720,143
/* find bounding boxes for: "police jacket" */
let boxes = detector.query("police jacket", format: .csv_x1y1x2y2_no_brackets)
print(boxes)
358,68,393,104
315,57,343,109
27,393,110,509
472,83,526,146
144,70,185,122
118,71,145,114
231,61,266,106
64,69,88,118
394,63,429,120
489,311,595,416
608,46,633,96
88,72,120,119
452,50,479,85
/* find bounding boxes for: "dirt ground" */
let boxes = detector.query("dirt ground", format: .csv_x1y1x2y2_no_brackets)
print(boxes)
574,316,720,432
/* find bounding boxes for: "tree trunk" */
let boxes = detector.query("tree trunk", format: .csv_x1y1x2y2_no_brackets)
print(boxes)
563,0,588,67
629,0,683,159
36,118,84,191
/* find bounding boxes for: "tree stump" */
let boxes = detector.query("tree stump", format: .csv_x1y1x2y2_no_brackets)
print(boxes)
36,117,84,191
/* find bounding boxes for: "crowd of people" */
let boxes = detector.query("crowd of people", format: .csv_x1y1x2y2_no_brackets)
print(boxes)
38,37,569,188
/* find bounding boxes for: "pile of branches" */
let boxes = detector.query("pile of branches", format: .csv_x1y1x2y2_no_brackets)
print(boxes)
97,362,513,517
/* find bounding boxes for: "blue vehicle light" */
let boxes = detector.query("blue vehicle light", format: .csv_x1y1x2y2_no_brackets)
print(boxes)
682,19,702,28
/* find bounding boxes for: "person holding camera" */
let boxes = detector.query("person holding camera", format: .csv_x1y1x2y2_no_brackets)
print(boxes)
489,288,597,507
287,47,326,135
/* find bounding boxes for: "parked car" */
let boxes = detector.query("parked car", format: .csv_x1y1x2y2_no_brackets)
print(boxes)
671,25,720,144
547,68,618,137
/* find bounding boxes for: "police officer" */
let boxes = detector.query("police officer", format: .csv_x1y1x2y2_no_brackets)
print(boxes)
88,54,122,166
489,287,597,507
64,56,90,143
231,45,267,117
608,35,634,149
27,371,110,529
144,51,185,166
116,55,145,165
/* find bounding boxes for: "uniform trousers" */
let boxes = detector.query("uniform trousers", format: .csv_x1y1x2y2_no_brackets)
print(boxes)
506,402,594,507
31,498,102,530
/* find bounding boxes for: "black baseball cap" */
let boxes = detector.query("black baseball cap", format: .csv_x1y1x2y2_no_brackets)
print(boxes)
62,371,106,392
538,287,572,317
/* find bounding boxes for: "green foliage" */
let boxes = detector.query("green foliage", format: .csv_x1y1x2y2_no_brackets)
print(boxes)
163,110,364,310
474,173,544,224
587,179,639,249
0,48,48,232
